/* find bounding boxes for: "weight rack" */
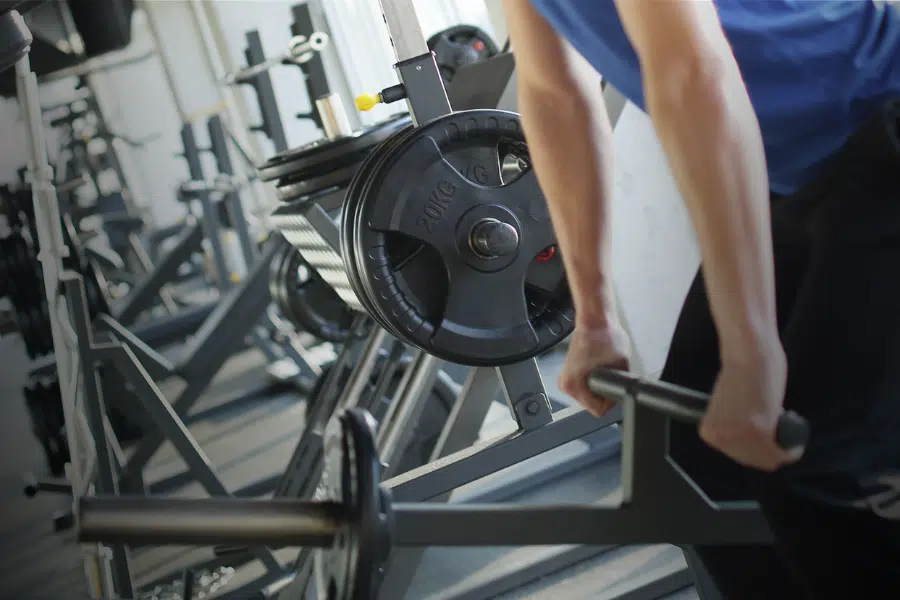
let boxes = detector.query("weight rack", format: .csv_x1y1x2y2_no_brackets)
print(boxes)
248,2,680,599
17,0,783,598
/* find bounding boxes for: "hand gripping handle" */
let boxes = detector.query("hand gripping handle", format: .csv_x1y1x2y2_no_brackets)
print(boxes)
588,368,810,451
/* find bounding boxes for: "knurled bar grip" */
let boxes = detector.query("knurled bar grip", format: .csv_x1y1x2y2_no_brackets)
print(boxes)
587,368,810,450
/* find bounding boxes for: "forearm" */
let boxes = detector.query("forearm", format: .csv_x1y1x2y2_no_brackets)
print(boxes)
518,83,616,329
644,58,779,361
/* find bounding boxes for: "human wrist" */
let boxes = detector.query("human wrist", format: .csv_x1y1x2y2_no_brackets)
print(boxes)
574,294,615,330
718,327,784,372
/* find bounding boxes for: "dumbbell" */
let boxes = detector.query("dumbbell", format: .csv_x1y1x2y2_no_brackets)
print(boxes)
78,369,809,600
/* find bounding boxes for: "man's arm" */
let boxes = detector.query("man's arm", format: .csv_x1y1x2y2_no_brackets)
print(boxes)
503,0,616,330
613,0,780,363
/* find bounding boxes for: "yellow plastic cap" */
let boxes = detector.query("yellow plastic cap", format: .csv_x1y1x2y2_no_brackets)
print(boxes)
355,93,381,112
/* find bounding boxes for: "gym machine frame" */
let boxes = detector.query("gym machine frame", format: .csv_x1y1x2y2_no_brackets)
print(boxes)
219,4,808,599
17,68,323,600
250,5,639,600
117,5,678,600
189,5,684,600
64,3,793,600
77,373,809,600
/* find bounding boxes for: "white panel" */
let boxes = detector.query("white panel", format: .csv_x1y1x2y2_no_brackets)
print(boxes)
207,0,321,153
609,105,700,377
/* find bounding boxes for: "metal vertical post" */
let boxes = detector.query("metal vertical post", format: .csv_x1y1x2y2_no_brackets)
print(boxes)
181,123,231,289
15,49,134,599
208,114,256,264
375,0,452,125
66,273,135,597
242,30,290,153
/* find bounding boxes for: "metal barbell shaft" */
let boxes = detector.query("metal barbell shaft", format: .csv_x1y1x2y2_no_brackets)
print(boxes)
587,368,810,450
225,33,329,85
77,497,344,547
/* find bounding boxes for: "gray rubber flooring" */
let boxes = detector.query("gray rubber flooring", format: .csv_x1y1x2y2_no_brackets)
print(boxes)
0,331,699,599
0,334,88,600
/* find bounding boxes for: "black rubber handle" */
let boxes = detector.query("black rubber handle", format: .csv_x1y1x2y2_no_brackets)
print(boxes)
588,368,810,451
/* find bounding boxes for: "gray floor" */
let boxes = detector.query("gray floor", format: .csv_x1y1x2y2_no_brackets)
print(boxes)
0,334,88,600
0,331,699,600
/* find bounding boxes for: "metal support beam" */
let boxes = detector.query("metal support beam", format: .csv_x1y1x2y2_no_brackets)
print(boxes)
114,220,204,325
124,239,283,474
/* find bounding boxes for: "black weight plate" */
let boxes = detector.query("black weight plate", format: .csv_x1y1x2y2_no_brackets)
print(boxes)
427,25,499,83
350,115,493,340
315,409,386,600
68,0,134,58
30,305,48,356
270,244,355,343
355,110,574,366
350,109,504,350
16,306,37,358
259,113,412,183
38,299,52,354
275,162,361,204
341,124,419,335
352,126,427,340
8,232,29,277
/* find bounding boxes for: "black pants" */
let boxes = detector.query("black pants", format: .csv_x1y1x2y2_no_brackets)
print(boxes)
662,108,900,599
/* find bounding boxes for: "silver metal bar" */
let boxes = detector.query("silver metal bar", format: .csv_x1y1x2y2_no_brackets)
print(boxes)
377,353,442,476
78,497,341,547
376,0,429,62
223,33,329,85
128,233,179,314
315,93,353,139
338,327,391,411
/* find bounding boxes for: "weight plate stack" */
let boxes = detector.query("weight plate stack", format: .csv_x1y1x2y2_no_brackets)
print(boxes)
428,25,499,83
342,109,575,367
259,113,411,203
266,114,413,315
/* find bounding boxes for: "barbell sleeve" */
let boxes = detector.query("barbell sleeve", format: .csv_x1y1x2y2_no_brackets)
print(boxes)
77,497,344,547
587,368,810,450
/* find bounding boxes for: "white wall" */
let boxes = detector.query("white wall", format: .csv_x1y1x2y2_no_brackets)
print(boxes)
0,78,79,185
202,0,323,156
87,7,190,227
609,105,699,376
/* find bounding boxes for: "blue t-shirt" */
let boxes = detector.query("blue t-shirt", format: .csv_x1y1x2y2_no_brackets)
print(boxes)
527,0,900,194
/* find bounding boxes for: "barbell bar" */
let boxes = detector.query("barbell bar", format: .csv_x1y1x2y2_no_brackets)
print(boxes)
78,368,810,547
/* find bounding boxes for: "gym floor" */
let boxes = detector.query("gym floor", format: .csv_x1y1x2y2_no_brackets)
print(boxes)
0,332,698,599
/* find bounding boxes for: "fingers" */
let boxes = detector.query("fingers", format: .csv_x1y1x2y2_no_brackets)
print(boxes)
559,376,616,417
